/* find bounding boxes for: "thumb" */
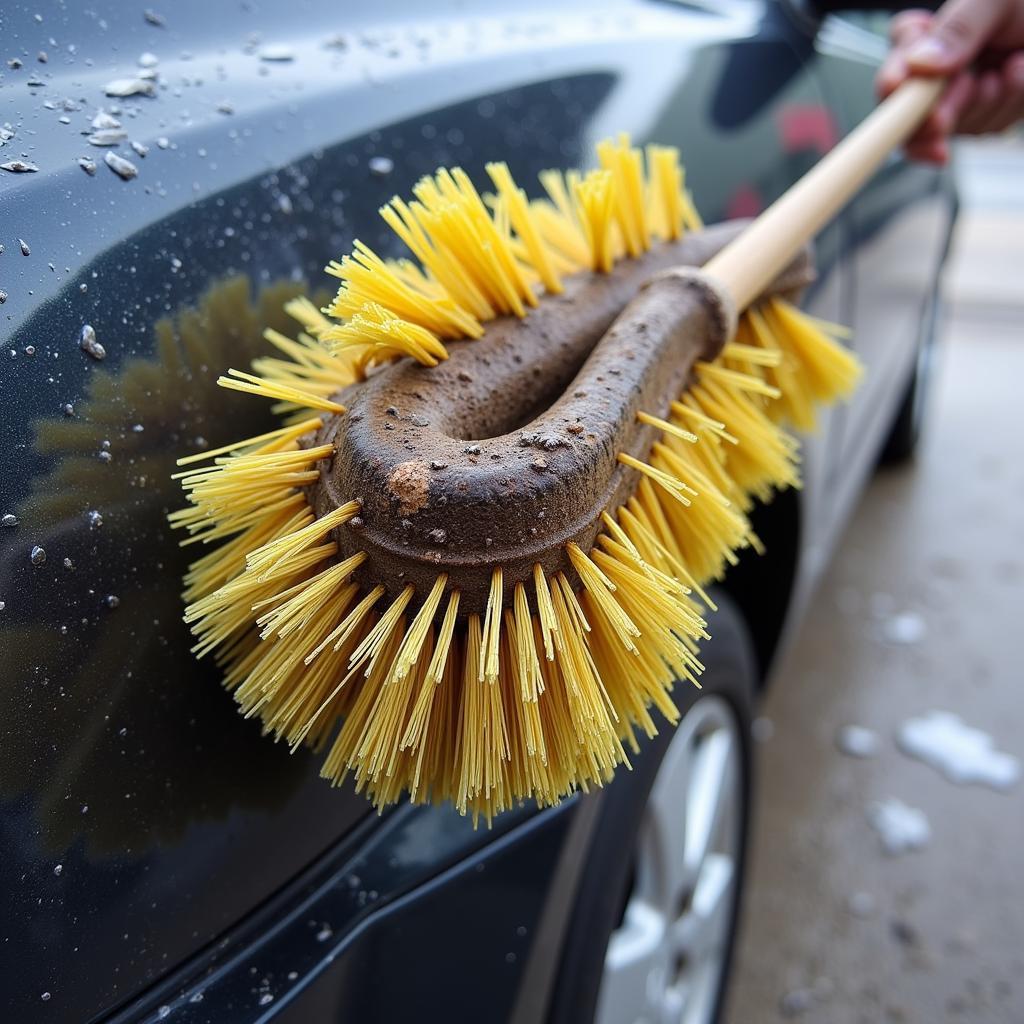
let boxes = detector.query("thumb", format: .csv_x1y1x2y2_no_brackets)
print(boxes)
904,0,1006,73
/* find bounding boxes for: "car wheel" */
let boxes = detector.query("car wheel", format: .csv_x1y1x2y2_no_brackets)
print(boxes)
880,286,942,464
547,596,755,1024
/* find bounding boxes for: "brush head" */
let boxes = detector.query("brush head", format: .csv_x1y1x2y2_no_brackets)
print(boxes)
316,223,747,613
172,136,860,822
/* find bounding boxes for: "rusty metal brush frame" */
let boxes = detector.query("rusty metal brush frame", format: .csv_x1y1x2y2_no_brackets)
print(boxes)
316,222,813,612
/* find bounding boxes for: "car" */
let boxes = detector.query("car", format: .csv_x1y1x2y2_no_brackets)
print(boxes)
0,2,956,1021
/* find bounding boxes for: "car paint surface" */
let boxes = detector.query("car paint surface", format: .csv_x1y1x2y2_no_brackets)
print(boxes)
0,2,954,1021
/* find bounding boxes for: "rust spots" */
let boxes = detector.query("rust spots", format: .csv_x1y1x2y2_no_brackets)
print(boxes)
388,459,431,516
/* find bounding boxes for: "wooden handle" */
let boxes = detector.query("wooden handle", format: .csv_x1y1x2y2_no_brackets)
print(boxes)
703,76,945,311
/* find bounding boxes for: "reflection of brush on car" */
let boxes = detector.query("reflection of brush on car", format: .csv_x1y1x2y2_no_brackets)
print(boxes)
1,279,319,857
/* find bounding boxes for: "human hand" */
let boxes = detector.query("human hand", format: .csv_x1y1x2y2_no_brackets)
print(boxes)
876,0,1024,163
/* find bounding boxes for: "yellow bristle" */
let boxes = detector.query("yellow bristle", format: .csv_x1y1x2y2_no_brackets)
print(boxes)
253,552,367,640
533,563,558,662
259,326,359,389
348,585,415,678
326,240,482,339
597,133,650,257
690,373,801,500
321,302,450,368
174,416,323,467
503,610,546,763
391,575,449,683
566,543,640,654
305,584,385,666
245,500,360,577
487,161,563,294
480,568,504,683
646,144,685,241
284,295,334,337
217,368,346,413
513,582,543,700
573,169,617,273
617,452,697,507
637,409,698,445
760,297,863,407
425,590,460,686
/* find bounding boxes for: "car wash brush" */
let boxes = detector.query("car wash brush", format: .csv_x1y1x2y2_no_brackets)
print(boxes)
171,77,942,822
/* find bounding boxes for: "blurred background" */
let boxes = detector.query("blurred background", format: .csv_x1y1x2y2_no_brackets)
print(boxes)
728,134,1024,1023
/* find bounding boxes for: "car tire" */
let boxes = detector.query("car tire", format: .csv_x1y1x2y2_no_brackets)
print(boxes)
880,287,942,465
547,593,756,1024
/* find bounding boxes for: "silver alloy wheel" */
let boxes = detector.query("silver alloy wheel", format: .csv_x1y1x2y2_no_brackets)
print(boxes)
594,695,744,1024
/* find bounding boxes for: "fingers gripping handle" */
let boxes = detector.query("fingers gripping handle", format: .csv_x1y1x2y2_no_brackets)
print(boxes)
703,76,945,312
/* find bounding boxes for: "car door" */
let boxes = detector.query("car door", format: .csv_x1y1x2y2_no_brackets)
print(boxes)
0,2,866,1020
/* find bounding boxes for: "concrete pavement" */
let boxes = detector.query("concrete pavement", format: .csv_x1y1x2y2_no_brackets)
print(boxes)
725,138,1024,1024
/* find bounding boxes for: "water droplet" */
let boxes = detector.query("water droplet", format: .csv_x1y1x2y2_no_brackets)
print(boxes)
0,290,7,304
144,9,166,27
63,557,74,569
258,993,274,1006
62,403,75,416
98,451,112,463
86,510,103,528
104,77,155,98
79,324,106,360
19,238,31,256
156,1005,171,1020
105,595,120,609
88,128,128,147
259,44,295,61
368,155,394,177
189,991,204,1003
156,136,170,149
91,110,121,130
78,156,97,176
2,514,18,528
41,992,51,1002
53,864,62,876
138,51,159,68
1,160,39,173
30,546,46,566
104,151,138,181
130,140,148,158
316,925,333,941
